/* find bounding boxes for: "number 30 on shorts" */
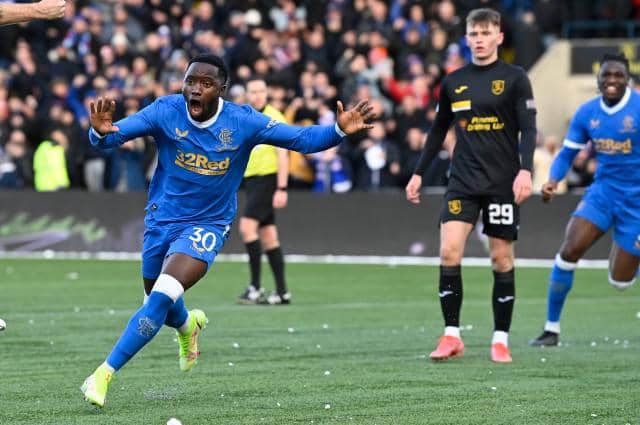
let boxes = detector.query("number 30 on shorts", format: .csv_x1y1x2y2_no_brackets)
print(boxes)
488,203,514,225
189,227,217,252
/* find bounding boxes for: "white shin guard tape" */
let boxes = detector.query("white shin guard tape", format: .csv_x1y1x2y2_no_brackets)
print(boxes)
151,274,185,302
555,253,577,271
608,275,636,291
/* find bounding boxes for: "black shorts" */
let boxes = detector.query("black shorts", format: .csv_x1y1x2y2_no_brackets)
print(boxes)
440,191,519,241
243,174,277,226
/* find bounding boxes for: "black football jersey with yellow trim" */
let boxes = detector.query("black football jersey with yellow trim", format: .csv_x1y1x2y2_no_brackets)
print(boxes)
418,60,537,195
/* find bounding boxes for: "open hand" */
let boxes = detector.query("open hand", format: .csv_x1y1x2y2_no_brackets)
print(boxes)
336,100,377,136
89,97,119,135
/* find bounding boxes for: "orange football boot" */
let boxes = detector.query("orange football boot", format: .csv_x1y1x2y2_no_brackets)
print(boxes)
429,336,465,360
491,343,513,363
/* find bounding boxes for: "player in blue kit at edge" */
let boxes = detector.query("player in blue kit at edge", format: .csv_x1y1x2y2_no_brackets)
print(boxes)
81,54,376,408
530,53,640,347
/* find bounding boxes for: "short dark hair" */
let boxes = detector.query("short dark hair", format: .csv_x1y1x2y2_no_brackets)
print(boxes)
246,75,266,86
466,8,501,27
600,52,630,73
188,54,229,86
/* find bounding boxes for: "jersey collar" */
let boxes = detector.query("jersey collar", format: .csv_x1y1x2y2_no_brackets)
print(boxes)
185,97,224,128
599,87,631,115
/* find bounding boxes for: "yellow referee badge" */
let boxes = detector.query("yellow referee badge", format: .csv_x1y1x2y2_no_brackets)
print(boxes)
491,80,505,95
448,200,462,215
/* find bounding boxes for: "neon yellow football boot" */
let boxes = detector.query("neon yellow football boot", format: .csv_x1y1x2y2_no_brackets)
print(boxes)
177,309,208,372
80,364,114,408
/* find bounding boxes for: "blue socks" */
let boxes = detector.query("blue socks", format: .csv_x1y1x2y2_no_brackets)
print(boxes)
164,296,188,329
106,291,174,371
106,274,185,371
546,254,576,324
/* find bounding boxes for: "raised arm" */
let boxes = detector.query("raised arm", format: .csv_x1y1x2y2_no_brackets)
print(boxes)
252,100,376,154
0,0,66,25
88,97,158,150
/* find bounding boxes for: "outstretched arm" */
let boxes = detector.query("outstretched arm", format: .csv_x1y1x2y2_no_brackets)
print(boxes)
0,0,66,25
253,100,376,154
88,97,157,150
335,100,376,135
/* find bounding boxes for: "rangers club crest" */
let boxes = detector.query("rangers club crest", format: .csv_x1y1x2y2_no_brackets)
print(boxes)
215,129,239,152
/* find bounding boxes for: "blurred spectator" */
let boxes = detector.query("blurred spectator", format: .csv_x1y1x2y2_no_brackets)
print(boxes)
0,129,32,189
424,27,449,66
435,0,463,42
357,0,393,39
395,95,427,136
399,126,426,187
532,135,567,194
512,11,545,70
102,4,135,43
355,121,401,190
33,129,70,191
532,0,569,46
1,0,623,194
311,146,352,193
62,15,92,61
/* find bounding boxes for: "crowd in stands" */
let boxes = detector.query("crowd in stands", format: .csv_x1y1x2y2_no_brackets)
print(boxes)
0,0,632,192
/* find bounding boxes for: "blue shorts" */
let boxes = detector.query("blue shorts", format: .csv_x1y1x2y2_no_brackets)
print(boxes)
573,182,640,257
142,222,231,280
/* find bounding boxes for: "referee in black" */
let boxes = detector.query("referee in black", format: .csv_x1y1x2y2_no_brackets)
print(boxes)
406,8,537,363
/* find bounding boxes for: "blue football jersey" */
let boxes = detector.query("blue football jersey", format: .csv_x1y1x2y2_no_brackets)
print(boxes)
89,95,343,225
563,88,640,193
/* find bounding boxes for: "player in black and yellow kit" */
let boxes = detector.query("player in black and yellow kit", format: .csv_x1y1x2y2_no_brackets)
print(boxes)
237,78,292,305
406,8,537,362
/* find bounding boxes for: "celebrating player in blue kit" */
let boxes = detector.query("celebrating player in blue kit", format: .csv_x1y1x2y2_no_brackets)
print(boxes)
530,53,640,347
80,54,376,408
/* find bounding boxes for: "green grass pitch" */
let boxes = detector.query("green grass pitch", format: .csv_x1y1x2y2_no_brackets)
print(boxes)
0,259,638,424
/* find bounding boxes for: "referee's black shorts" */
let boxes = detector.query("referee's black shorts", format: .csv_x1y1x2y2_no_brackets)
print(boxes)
243,174,277,226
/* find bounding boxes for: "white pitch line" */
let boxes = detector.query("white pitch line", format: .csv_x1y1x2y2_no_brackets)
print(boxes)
0,251,610,269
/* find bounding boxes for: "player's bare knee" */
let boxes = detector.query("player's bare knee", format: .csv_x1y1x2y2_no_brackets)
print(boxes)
239,224,258,242
608,273,636,291
489,244,513,272
262,239,279,251
558,246,582,264
440,245,463,265
490,255,513,272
